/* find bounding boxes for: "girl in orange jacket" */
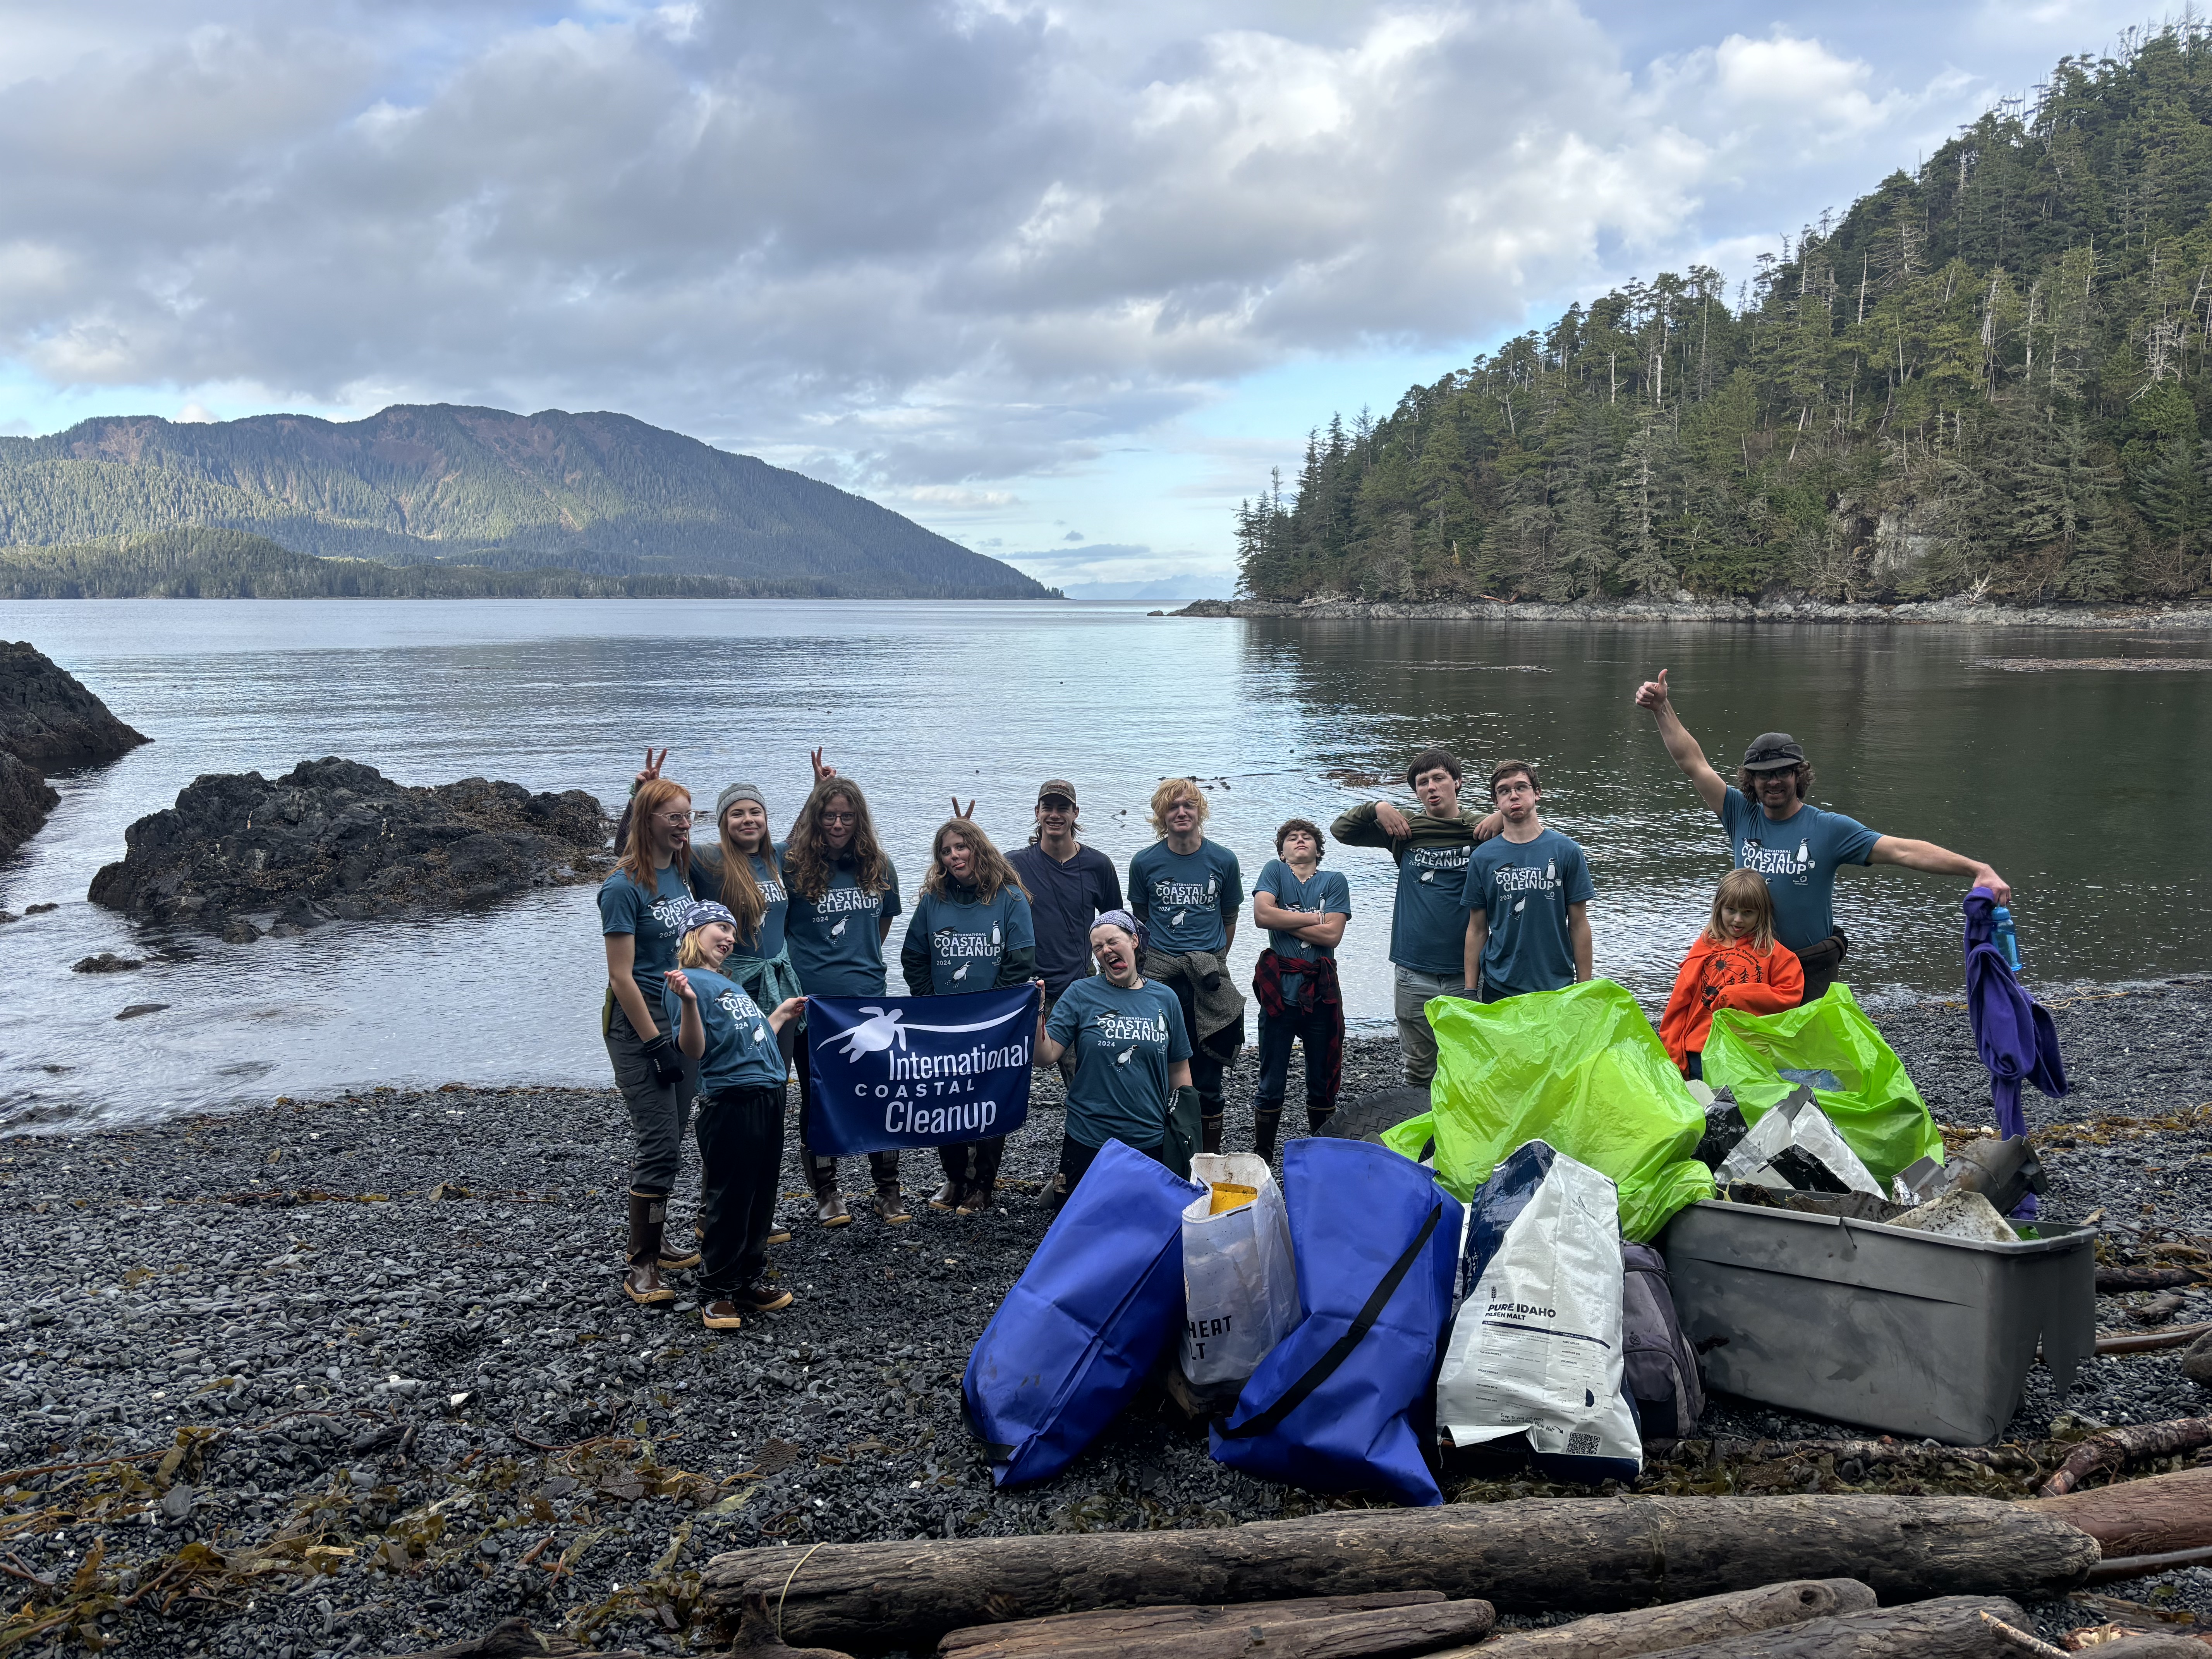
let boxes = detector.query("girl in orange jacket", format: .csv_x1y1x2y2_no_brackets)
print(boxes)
1661,869,1806,1079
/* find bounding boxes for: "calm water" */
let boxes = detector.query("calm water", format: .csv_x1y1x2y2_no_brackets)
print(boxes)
2,599,2206,1129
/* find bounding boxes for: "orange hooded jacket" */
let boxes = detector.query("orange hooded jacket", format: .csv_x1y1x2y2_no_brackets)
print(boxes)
1659,933,1806,1072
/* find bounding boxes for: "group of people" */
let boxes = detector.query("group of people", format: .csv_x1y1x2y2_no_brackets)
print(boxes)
596,671,2013,1330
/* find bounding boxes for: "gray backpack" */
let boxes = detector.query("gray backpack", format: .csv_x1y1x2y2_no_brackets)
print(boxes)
1621,1243,1704,1439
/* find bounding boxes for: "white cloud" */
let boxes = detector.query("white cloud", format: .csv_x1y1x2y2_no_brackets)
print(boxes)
0,2,2007,567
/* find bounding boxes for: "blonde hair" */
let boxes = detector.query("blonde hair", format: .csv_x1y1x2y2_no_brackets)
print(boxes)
677,930,727,970
619,778,692,895
922,818,1029,903
1705,868,1777,952
1148,776,1208,838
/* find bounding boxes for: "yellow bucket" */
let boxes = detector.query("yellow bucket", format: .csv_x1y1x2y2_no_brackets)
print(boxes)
1208,1182,1257,1216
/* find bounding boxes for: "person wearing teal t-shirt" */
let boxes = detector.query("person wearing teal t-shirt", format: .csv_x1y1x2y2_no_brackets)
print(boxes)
782,772,909,1227
1033,911,1194,1204
1127,778,1244,1154
1459,760,1593,999
598,773,704,1309
1633,668,2011,1001
1250,819,1351,1157
901,816,1038,1214
666,901,804,1334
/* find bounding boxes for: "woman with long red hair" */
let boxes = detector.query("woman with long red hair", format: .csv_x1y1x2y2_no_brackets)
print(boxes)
599,774,702,1305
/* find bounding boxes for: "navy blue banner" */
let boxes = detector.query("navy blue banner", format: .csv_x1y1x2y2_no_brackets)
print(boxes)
804,984,1039,1156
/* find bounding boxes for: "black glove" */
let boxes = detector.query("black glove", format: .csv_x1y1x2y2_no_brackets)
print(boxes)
642,1034,685,1090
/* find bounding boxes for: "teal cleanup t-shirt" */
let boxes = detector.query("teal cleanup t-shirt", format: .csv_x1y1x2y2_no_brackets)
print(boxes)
696,849,788,964
1719,788,1881,955
660,967,787,1096
908,887,1036,994
1128,839,1243,957
785,853,903,996
1389,837,1475,976
1255,859,1350,1001
1048,976,1192,1151
1462,827,1593,997
598,862,695,1016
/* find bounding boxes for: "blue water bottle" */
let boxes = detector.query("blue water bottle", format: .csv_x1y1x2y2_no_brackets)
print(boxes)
1992,905,2024,972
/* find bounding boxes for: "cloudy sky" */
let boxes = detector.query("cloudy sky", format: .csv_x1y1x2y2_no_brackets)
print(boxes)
0,0,2162,595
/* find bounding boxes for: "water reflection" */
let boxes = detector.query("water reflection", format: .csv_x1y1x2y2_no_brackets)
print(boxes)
0,599,2203,1128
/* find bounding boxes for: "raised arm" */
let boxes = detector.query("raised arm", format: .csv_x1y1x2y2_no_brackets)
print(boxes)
1869,836,2011,904
1330,802,1395,848
1632,668,1729,815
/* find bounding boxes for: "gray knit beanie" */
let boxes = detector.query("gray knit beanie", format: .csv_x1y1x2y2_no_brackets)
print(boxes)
715,781,766,821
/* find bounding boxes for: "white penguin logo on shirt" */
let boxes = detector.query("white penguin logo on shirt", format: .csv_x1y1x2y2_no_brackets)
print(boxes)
990,922,1001,947
952,960,972,983
1545,858,1556,881
1419,870,1435,883
1116,1046,1135,1065
1514,898,1527,913
1171,909,1188,927
829,915,848,938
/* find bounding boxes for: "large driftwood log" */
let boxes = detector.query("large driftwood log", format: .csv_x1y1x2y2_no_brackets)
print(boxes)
699,1497,2098,1652
2038,1420,2212,1497
392,1621,647,1659
929,1599,1492,1659
2056,1635,2212,1657
1431,1580,1877,1657
2097,1268,2212,1293
939,1591,1446,1654
1657,1595,2030,1656
2095,1323,2212,1357
2024,1468,2212,1557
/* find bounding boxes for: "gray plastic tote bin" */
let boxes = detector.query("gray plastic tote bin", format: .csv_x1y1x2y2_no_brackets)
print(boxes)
1660,1199,2096,1445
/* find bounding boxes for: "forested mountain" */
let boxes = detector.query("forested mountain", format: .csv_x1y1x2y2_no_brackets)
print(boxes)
1238,27,2212,605
0,404,1051,600
0,529,843,600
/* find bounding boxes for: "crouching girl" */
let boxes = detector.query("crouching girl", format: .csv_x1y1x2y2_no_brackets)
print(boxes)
1659,868,1805,1080
665,902,806,1331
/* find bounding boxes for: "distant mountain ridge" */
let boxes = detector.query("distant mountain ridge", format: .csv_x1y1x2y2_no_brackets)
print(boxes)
0,404,1052,599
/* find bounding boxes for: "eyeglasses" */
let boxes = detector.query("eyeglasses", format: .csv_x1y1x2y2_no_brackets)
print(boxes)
656,811,693,825
820,810,856,824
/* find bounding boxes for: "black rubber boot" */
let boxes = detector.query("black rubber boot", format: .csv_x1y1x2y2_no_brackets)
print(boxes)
1200,1116,1224,1156
1252,1108,1281,1162
1306,1106,1336,1137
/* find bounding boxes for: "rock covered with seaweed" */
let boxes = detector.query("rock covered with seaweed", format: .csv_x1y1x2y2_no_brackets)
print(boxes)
86,756,610,937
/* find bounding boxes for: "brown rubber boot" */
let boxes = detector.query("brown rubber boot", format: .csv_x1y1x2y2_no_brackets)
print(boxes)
658,1217,701,1273
622,1190,676,1307
1252,1108,1282,1162
928,1178,963,1212
871,1183,912,1224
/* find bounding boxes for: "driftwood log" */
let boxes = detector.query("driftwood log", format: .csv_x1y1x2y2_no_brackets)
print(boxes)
1656,1595,2030,1656
2037,1420,2212,1497
2095,1323,2212,1357
1431,1580,1877,1657
392,1621,651,1659
929,1597,1492,1659
699,1496,2098,1652
2097,1268,2212,1293
2056,1636,2212,1656
2024,1468,2212,1557
938,1591,1446,1654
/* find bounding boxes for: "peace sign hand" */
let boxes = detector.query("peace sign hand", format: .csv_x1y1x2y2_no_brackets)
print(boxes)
810,747,838,783
635,748,668,788
951,797,975,819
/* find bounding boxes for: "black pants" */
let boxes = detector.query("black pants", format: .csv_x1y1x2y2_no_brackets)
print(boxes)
1057,1133,1164,1198
694,1084,785,1297
1160,972,1228,1122
1254,1001,1342,1113
939,1136,1005,1196
1794,929,1848,1004
793,1014,902,1191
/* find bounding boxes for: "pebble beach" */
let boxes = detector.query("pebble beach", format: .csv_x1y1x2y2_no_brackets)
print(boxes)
3,981,2209,1659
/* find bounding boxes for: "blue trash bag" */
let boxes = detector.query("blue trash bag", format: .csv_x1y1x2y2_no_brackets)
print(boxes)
963,1140,1200,1487
1209,1138,1464,1506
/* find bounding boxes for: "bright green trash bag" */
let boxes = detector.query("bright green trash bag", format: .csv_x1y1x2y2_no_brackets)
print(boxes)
1379,980,1713,1243
1702,983,1942,1188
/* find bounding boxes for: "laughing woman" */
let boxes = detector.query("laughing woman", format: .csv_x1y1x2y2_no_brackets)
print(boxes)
599,775,700,1307
900,817,1037,1214
693,783,802,1062
1032,911,1195,1204
783,775,907,1225
665,902,806,1331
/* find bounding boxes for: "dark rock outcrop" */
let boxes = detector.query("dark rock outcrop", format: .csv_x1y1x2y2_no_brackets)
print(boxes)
88,757,611,933
0,640,149,857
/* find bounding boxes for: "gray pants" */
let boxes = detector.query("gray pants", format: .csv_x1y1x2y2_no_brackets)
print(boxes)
1393,964,1468,1086
606,1004,696,1195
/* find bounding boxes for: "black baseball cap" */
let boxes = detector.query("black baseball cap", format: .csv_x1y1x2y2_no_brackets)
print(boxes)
1742,732,1807,771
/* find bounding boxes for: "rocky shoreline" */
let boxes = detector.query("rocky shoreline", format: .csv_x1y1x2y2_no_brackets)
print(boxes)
0,639,148,858
1173,595,2212,629
86,757,611,939
2,984,2208,1659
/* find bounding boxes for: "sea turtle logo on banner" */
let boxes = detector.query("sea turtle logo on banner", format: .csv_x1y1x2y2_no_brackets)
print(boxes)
821,1002,1029,1061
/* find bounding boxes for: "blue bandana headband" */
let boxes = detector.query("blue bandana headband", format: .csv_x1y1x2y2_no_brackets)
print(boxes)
682,900,738,935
